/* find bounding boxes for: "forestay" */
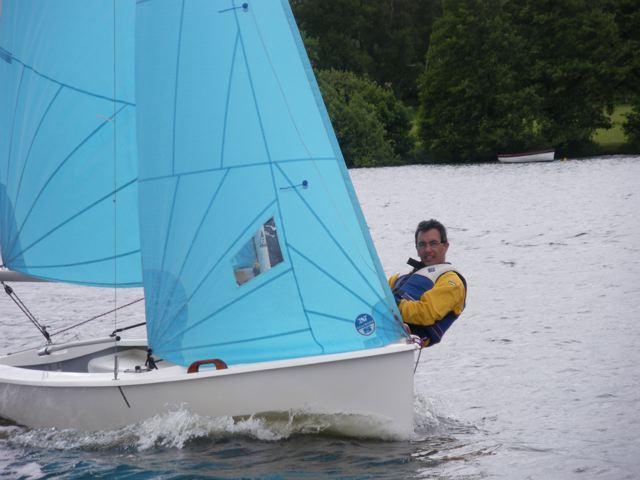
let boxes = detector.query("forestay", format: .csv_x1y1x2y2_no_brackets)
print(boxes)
135,0,406,366
0,1,141,286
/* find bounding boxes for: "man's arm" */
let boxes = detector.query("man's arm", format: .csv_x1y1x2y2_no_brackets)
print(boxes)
398,271,466,326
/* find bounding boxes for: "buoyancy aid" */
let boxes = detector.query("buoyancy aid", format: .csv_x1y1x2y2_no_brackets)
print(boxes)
392,263,467,346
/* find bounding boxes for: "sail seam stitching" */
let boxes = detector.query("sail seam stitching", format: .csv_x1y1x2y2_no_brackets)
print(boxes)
288,244,388,319
162,327,311,353
152,199,277,344
234,2,323,353
219,32,240,169
6,178,138,263
246,5,313,158
275,163,383,302
154,176,182,338
4,104,130,261
158,177,181,296
171,0,187,175
138,157,335,182
0,48,134,105
3,65,26,250
156,266,293,349
154,169,230,331
8,85,65,251
20,249,140,269
304,309,353,324
279,0,398,318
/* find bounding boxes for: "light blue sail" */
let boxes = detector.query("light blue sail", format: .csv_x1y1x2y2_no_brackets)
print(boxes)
135,0,406,366
0,1,141,286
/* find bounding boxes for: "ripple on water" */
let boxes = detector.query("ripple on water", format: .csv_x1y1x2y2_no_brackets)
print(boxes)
2,157,639,478
0,398,496,479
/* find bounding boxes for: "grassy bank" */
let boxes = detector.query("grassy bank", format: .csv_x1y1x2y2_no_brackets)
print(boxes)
403,104,636,163
592,105,631,154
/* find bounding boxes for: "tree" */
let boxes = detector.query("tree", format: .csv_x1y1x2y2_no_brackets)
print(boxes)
623,97,640,149
292,0,375,76
298,29,321,68
603,0,640,100
418,0,543,161
317,70,414,167
605,0,640,142
292,0,442,102
513,0,620,153
418,0,621,161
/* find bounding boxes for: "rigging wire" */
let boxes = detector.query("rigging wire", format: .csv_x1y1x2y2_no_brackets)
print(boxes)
112,0,120,380
0,276,143,343
413,336,424,374
50,296,145,337
1,281,51,344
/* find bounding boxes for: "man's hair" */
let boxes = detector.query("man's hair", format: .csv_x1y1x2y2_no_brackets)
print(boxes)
415,219,448,244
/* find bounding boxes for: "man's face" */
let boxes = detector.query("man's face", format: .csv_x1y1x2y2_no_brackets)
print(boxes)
416,228,449,266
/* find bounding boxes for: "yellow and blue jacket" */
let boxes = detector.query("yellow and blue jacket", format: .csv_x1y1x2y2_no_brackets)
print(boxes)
389,263,466,346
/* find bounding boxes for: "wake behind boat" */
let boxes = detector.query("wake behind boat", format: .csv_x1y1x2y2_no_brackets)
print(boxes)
497,149,555,163
0,1,416,435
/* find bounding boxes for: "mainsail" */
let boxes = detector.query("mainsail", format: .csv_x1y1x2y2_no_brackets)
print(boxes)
136,0,406,366
0,1,141,286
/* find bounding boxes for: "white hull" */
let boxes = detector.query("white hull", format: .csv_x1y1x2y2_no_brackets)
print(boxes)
497,149,555,163
0,339,416,437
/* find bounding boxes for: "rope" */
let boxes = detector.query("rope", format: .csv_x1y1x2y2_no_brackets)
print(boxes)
111,320,146,337
1,279,143,347
111,0,121,381
412,335,425,374
1,281,51,343
50,296,144,337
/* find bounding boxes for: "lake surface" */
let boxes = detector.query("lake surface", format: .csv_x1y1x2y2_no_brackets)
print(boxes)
1,156,639,479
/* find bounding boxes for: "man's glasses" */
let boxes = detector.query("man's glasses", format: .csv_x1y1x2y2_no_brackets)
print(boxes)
416,240,443,249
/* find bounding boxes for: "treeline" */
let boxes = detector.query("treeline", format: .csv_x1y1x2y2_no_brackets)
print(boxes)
291,0,640,165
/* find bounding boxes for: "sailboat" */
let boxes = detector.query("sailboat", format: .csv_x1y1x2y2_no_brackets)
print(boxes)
0,1,416,436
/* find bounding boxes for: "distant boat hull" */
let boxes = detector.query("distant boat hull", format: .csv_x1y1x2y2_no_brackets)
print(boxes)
0,339,416,437
497,149,555,163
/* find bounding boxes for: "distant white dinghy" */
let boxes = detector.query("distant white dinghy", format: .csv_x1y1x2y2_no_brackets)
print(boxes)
497,149,555,163
0,1,416,435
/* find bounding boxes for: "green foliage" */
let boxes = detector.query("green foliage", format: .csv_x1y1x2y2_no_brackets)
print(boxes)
292,0,441,102
317,70,414,167
418,0,544,161
514,0,620,153
417,0,622,161
293,0,640,163
623,98,640,148
298,29,321,68
593,104,631,150
603,0,640,99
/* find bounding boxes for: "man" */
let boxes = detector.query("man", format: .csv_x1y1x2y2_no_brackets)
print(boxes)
388,219,467,347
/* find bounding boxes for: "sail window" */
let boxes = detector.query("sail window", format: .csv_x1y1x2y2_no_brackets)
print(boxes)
232,218,284,286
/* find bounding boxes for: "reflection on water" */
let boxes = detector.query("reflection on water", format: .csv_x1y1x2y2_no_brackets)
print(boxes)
1,156,639,478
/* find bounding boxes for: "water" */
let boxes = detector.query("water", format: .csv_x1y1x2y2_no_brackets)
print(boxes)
1,156,639,479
